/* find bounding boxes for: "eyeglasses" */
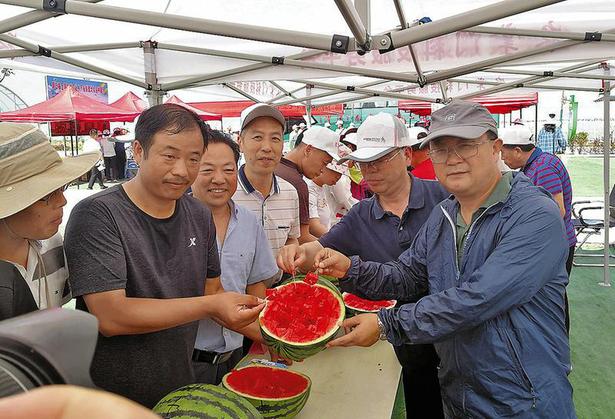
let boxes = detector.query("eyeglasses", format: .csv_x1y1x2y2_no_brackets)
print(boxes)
38,184,69,204
356,149,403,171
428,141,488,164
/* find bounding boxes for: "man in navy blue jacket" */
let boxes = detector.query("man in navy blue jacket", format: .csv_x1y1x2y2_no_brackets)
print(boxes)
317,101,575,419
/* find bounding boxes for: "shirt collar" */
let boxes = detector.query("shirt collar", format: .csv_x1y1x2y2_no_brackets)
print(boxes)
370,175,424,220
523,147,543,171
238,164,280,195
456,171,513,227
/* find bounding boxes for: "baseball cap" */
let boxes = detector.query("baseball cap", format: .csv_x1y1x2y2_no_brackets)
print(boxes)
500,125,535,146
240,103,285,131
301,126,340,160
419,100,498,147
326,162,349,175
339,113,410,163
407,126,428,147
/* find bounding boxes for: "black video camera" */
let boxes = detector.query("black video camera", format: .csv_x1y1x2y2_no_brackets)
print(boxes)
0,308,98,398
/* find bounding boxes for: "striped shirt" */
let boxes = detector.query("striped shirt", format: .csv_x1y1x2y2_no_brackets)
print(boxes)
6,232,71,309
232,165,301,257
523,147,576,247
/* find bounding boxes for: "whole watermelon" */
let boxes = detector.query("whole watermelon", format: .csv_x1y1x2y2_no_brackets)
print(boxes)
153,383,263,418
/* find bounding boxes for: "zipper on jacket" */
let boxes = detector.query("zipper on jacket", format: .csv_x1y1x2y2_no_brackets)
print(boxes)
440,206,460,280
458,202,500,273
503,329,537,409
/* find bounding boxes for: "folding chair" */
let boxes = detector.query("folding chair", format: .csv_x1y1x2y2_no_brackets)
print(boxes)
572,185,615,267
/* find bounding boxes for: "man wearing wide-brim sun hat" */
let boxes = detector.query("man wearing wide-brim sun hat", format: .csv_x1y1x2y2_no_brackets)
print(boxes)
0,122,100,321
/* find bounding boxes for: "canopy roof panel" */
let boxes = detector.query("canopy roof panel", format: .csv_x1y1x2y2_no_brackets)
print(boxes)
0,0,613,107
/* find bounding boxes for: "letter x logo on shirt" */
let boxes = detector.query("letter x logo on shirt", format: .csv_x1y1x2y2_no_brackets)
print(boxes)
188,237,196,247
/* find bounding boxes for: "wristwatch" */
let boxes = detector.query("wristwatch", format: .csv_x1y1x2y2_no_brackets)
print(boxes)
376,315,388,341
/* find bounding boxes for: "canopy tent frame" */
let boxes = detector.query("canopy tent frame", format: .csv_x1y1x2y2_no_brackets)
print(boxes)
1,0,613,282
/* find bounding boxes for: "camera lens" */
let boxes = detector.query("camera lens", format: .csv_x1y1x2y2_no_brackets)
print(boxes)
0,336,65,398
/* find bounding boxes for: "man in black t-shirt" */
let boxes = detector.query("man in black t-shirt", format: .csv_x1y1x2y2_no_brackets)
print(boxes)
65,104,264,408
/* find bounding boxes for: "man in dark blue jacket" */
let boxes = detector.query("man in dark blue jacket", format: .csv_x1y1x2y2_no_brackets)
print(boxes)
317,101,575,418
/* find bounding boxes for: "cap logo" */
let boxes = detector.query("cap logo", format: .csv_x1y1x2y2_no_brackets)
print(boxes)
362,136,386,144
445,113,456,122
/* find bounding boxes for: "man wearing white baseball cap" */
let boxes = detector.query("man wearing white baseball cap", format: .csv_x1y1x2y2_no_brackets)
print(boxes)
278,112,449,418
407,126,436,180
233,103,301,280
500,124,575,332
0,123,100,321
275,125,339,244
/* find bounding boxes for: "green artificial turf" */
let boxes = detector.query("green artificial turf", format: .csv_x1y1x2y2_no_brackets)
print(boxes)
564,156,615,198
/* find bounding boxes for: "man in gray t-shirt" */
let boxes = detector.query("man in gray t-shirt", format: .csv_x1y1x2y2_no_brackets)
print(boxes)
65,104,264,408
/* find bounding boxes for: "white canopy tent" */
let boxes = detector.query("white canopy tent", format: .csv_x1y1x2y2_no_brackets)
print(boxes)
0,0,613,283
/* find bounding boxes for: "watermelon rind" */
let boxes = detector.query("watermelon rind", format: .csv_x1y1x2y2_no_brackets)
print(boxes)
153,383,263,419
260,277,345,361
222,365,311,419
342,292,397,318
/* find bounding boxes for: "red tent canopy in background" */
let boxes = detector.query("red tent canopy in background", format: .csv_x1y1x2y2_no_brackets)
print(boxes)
0,86,141,122
165,95,222,121
398,93,538,116
189,100,344,118
110,91,148,113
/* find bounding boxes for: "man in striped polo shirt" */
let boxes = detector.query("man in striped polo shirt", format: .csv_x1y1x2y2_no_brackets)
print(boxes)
233,104,300,284
500,125,576,330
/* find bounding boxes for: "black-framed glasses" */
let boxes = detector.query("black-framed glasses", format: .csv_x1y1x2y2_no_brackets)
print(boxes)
356,148,403,171
38,184,69,204
428,141,488,164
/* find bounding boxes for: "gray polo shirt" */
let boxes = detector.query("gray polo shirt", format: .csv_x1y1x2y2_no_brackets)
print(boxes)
195,201,278,353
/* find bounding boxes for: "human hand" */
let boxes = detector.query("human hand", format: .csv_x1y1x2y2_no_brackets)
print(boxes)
210,292,265,331
276,243,306,274
266,345,294,366
0,385,158,419
313,247,351,278
327,314,381,348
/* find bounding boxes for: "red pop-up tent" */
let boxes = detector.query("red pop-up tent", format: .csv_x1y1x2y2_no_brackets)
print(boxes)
0,86,141,122
165,95,222,121
398,93,538,115
189,100,344,118
110,91,148,113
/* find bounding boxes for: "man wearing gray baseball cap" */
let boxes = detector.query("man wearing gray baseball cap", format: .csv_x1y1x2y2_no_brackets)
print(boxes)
316,100,575,418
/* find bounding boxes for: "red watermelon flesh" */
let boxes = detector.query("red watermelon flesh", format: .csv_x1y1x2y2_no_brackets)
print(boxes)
262,282,341,343
225,366,309,399
303,272,318,285
343,293,396,311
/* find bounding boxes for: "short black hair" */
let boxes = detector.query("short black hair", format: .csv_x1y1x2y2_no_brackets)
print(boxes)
202,127,241,165
135,103,205,157
503,143,535,152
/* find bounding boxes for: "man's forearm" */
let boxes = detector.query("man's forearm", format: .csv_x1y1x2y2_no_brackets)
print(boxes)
85,294,219,337
340,256,427,302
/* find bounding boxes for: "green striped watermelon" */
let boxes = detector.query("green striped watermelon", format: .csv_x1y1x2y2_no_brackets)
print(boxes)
343,292,396,317
260,277,344,361
153,383,262,418
222,365,310,418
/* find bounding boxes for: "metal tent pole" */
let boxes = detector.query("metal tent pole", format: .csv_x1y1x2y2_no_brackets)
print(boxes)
466,26,615,43
2,0,352,53
388,0,563,50
483,68,615,81
0,34,148,88
601,79,612,287
0,0,102,34
143,40,163,106
306,84,312,128
223,83,260,103
334,0,369,50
